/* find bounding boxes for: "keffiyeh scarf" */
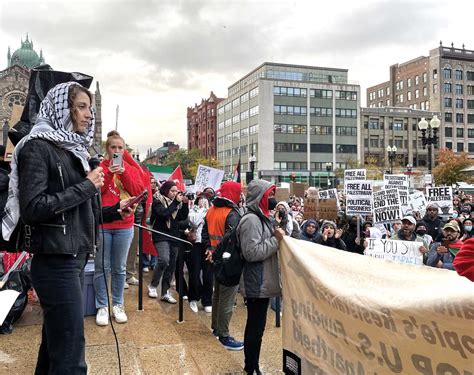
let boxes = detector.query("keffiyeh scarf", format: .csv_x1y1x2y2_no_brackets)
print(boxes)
2,82,95,240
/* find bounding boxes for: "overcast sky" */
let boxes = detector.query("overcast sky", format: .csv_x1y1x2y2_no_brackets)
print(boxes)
0,0,472,158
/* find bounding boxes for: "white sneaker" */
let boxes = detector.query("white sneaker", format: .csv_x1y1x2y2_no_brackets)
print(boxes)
96,307,109,326
161,293,177,304
126,276,139,285
189,300,198,313
112,304,128,323
204,306,212,313
143,267,149,273
124,282,129,289
183,295,188,301
148,285,158,298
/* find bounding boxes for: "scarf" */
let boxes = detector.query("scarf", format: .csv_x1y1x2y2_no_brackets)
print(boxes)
156,192,181,229
2,82,95,240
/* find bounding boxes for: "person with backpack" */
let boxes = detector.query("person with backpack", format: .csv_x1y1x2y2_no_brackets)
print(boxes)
237,180,285,375
201,181,243,350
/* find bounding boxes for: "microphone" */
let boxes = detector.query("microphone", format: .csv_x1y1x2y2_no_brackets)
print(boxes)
89,156,101,171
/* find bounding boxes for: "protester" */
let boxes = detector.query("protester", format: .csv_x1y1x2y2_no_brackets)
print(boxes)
294,212,304,228
148,180,189,303
315,221,346,250
237,179,285,375
274,201,300,238
454,238,474,281
201,181,243,350
390,220,402,237
341,216,365,254
94,131,145,326
299,219,320,243
461,218,474,240
8,82,135,374
415,222,433,248
421,203,444,241
427,222,462,270
391,216,428,261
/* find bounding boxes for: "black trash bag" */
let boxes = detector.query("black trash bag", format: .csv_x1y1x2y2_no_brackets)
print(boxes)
0,260,32,334
8,65,93,146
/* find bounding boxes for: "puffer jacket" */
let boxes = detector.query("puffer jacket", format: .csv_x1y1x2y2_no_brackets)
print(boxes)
18,139,101,255
237,179,280,299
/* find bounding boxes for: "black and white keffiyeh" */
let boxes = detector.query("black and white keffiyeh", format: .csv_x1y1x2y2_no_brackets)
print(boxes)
2,81,96,240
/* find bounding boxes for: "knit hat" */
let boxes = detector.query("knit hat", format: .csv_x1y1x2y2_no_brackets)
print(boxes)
217,181,242,205
321,220,337,231
159,180,177,196
276,201,291,213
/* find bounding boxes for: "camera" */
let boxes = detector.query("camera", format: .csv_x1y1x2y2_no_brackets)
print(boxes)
186,192,195,200
278,209,288,223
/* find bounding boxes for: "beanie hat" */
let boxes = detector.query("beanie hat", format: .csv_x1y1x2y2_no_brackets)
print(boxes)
217,181,242,205
276,201,291,213
159,180,177,196
321,220,337,231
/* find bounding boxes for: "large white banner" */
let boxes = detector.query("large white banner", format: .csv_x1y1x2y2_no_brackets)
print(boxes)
280,237,474,375
193,164,225,193
365,238,424,265
344,180,373,215
426,186,454,215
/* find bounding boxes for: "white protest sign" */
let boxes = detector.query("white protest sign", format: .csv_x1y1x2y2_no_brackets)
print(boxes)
373,188,402,223
426,186,453,215
344,180,373,215
409,191,427,216
318,188,340,209
384,174,410,214
0,290,20,325
365,238,424,265
193,165,225,193
344,169,366,181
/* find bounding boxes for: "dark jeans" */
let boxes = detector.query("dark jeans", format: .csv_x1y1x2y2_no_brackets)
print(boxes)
200,244,213,307
244,298,270,373
150,241,179,295
175,242,202,301
30,253,88,375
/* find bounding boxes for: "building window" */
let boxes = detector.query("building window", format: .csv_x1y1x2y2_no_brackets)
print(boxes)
455,69,463,80
232,98,240,108
336,126,357,136
433,84,438,94
274,124,307,134
274,105,307,116
433,69,438,79
407,78,412,87
386,87,390,95
218,136,224,145
310,107,332,117
240,110,249,121
407,92,412,101
415,89,420,99
240,92,249,103
456,99,464,109
310,125,332,135
469,143,474,152
240,128,249,137
368,120,381,129
455,84,463,95
457,128,464,138
468,100,474,109
336,90,357,100
336,144,357,153
232,114,240,124
232,131,239,140
225,118,232,127
468,86,474,95
400,94,404,103
218,121,224,130
445,112,452,122
274,143,307,152
467,71,474,81
415,75,419,85
469,129,474,138
249,105,259,117
225,134,231,143
446,142,452,149
310,89,333,99
456,113,464,123
468,114,474,124
457,142,464,152
249,86,259,98
445,127,453,137
444,97,452,107
444,83,452,93
370,138,379,147
392,121,403,131
274,86,307,97
218,107,225,115
335,108,357,118
423,73,427,83
224,103,232,112
444,68,452,79
310,144,332,153
249,124,258,134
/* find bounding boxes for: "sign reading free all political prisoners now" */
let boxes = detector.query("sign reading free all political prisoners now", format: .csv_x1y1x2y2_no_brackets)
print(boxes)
280,237,474,375
345,180,373,215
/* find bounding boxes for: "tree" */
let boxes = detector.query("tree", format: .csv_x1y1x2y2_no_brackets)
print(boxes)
161,148,221,180
433,148,474,185
188,157,221,179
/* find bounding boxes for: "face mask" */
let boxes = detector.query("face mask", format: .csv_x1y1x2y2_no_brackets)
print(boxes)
452,212,458,218
268,197,278,211
416,230,427,236
465,225,473,232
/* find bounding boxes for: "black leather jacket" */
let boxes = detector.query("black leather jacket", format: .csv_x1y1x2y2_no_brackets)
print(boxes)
18,139,105,255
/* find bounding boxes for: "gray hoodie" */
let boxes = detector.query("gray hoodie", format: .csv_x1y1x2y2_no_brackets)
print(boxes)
237,180,281,299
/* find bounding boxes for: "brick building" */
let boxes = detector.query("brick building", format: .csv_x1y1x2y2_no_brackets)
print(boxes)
187,91,223,159
367,42,474,157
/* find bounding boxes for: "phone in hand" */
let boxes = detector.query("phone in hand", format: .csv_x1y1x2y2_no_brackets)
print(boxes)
112,152,123,167
121,190,147,211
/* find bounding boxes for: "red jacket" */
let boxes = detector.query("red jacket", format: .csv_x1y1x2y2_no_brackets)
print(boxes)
100,150,145,229
454,238,474,282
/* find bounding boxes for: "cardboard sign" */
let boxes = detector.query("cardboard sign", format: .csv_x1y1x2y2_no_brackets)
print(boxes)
426,186,453,215
303,196,318,220
317,199,339,222
193,164,225,193
280,237,474,375
365,238,424,265
344,169,366,181
384,174,409,215
344,180,373,215
275,187,290,203
409,191,427,216
290,182,307,198
373,188,402,223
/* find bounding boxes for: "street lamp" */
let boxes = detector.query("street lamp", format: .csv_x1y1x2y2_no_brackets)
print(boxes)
418,115,440,172
405,164,413,189
386,145,397,174
249,153,256,181
325,162,332,188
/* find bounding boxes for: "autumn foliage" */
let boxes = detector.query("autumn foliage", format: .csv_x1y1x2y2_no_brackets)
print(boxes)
433,148,474,185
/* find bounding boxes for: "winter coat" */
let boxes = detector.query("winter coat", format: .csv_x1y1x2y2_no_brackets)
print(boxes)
299,219,321,243
237,180,280,299
150,194,189,244
18,139,118,255
427,240,462,270
421,215,444,242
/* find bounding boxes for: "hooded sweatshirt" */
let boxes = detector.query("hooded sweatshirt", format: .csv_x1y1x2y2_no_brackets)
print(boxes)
237,180,280,298
454,238,474,281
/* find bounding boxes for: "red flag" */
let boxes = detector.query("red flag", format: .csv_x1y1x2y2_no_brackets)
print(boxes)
168,165,186,192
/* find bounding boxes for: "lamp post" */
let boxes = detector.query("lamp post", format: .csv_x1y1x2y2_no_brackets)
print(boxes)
386,145,397,174
418,115,440,173
405,163,413,189
249,153,256,181
325,162,332,188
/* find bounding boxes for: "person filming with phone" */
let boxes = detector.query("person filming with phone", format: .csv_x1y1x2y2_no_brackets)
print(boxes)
427,222,462,270
94,130,145,326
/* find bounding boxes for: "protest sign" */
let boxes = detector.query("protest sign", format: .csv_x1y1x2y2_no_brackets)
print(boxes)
317,199,339,222
426,186,454,215
372,188,402,223
365,238,423,265
384,174,409,214
193,164,224,193
344,169,366,181
280,237,474,375
275,187,290,203
290,182,307,198
318,188,340,210
303,196,318,220
344,180,373,215
409,191,427,216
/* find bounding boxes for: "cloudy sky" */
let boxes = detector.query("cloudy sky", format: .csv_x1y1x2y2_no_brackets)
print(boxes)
0,0,472,158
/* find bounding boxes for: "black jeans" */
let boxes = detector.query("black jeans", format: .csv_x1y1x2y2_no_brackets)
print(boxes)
30,253,88,375
244,298,270,373
200,243,213,307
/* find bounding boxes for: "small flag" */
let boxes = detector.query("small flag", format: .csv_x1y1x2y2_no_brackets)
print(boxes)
232,157,241,183
168,165,186,192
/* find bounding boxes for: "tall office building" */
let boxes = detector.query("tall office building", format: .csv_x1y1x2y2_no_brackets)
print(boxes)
367,43,474,157
216,62,360,185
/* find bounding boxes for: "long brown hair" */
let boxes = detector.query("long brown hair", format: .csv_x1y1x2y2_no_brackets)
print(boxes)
68,84,92,126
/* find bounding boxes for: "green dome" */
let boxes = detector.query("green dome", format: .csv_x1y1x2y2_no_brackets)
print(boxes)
8,34,44,69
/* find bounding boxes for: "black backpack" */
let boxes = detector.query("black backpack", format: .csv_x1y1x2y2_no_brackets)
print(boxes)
213,211,263,287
